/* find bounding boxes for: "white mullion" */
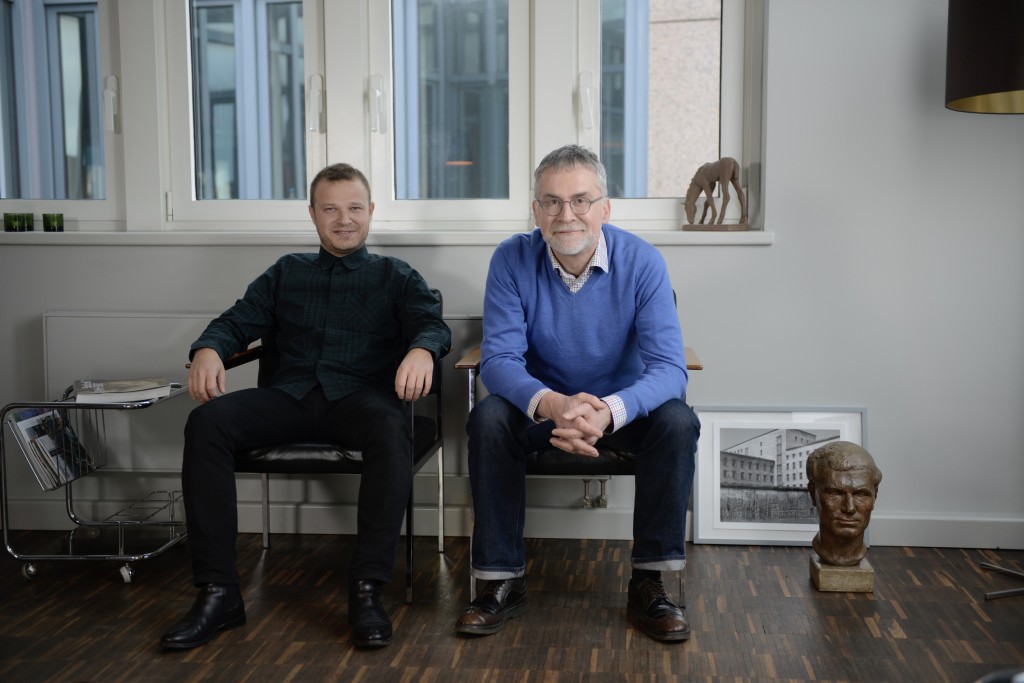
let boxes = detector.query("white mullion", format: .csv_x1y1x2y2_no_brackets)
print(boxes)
576,0,601,154
323,0,369,175
531,0,578,176
303,0,326,186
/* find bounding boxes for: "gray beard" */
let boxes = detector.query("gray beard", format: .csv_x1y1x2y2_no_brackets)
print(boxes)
545,225,597,258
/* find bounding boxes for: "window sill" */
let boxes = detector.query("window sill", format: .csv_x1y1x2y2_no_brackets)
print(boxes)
0,229,775,248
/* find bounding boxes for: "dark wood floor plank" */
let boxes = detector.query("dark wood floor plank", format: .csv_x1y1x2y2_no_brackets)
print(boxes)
1,532,1022,682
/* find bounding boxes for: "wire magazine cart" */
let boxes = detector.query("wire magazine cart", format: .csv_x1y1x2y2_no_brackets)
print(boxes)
1,386,188,583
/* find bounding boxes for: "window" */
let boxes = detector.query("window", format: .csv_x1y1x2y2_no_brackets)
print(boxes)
392,0,510,201
599,0,720,200
190,0,306,200
1,0,104,199
0,0,124,226
3,0,764,232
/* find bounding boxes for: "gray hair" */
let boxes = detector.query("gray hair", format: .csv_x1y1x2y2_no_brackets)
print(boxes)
534,145,608,199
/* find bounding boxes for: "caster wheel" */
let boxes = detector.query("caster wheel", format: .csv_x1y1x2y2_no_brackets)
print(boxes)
120,564,134,584
21,563,39,580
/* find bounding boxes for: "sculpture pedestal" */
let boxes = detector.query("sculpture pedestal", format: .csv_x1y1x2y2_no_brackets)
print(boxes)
809,554,874,592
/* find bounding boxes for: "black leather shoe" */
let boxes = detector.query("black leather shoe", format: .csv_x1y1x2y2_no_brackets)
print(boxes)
455,577,528,635
348,579,393,648
160,583,246,650
627,576,691,642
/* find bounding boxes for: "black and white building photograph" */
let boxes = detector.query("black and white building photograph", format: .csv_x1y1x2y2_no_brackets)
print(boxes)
694,409,865,545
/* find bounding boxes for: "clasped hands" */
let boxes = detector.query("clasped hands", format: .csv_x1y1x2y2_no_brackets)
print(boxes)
538,391,612,458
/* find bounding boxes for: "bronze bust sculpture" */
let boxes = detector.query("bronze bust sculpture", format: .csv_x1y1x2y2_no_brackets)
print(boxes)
806,441,882,567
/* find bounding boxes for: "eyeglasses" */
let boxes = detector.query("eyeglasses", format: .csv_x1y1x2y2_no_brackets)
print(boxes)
535,195,605,217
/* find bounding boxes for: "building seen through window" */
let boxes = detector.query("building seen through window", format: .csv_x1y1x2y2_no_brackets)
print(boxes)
190,0,306,200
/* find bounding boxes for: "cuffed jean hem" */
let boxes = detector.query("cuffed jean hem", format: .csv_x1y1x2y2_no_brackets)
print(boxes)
632,558,687,572
471,567,526,581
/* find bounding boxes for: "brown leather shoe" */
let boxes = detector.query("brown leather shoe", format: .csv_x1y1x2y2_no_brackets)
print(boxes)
455,577,528,635
627,576,691,642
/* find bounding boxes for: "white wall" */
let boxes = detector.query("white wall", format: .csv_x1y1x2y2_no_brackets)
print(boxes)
0,0,1022,549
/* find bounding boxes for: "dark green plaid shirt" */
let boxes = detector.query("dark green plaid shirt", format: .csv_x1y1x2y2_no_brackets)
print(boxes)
191,246,451,401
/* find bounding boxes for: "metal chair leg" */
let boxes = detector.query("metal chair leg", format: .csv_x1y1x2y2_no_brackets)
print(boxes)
582,479,594,508
437,446,445,553
260,473,271,549
406,487,414,604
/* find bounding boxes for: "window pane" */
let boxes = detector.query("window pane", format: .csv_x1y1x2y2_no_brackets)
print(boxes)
0,0,104,200
393,0,509,200
190,0,305,200
0,0,18,197
265,2,304,199
54,10,104,199
601,0,720,199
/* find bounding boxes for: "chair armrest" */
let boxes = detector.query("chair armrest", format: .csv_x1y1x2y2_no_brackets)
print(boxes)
222,346,263,371
453,345,703,372
454,346,481,371
185,346,264,371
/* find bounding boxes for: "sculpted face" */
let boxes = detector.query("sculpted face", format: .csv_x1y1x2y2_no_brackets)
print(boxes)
806,441,881,566
815,467,877,541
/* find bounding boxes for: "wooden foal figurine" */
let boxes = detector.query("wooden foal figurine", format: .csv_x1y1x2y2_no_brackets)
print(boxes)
683,157,748,226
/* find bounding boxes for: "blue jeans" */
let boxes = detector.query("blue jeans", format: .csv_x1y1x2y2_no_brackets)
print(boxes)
467,395,699,579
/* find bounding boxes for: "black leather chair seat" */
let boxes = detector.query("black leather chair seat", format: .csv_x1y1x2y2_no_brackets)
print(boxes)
525,447,636,476
236,416,438,474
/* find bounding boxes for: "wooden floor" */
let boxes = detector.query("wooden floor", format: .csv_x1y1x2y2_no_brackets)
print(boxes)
0,531,1021,683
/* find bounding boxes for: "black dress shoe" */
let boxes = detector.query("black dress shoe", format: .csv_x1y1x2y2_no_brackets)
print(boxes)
348,579,393,648
455,577,528,635
161,583,246,650
626,576,691,642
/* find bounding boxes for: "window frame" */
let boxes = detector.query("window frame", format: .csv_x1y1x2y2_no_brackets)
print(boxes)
162,0,324,227
3,0,766,234
0,0,125,228
353,0,531,228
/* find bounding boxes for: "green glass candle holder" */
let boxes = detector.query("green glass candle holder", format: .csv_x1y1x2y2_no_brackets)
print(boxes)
42,213,64,232
6,213,26,232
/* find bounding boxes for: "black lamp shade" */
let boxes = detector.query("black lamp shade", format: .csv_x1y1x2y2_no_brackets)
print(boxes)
945,0,1024,113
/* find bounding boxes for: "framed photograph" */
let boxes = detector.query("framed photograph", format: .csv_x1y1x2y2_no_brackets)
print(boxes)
692,407,866,545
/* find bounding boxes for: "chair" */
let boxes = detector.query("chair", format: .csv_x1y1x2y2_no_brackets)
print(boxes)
454,345,702,597
221,291,446,604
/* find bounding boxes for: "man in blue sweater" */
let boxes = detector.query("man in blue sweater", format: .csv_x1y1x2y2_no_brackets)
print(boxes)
455,145,700,642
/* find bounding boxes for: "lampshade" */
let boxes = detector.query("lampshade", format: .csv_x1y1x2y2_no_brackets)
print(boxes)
945,0,1024,114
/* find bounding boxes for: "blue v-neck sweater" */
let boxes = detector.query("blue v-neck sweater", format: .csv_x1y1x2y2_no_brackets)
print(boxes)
480,225,688,428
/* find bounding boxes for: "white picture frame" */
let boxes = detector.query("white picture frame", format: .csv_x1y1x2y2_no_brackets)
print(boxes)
693,407,866,545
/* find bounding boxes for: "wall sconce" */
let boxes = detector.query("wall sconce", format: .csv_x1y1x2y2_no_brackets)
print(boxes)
945,0,1024,114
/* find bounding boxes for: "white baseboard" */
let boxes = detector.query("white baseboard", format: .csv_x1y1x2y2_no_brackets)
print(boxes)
868,513,1024,550
6,501,1022,551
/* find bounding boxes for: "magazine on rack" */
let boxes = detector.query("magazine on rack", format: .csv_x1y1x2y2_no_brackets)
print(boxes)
6,407,95,490
72,377,173,403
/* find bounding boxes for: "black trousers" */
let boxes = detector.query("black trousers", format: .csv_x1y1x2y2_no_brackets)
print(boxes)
181,385,412,586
